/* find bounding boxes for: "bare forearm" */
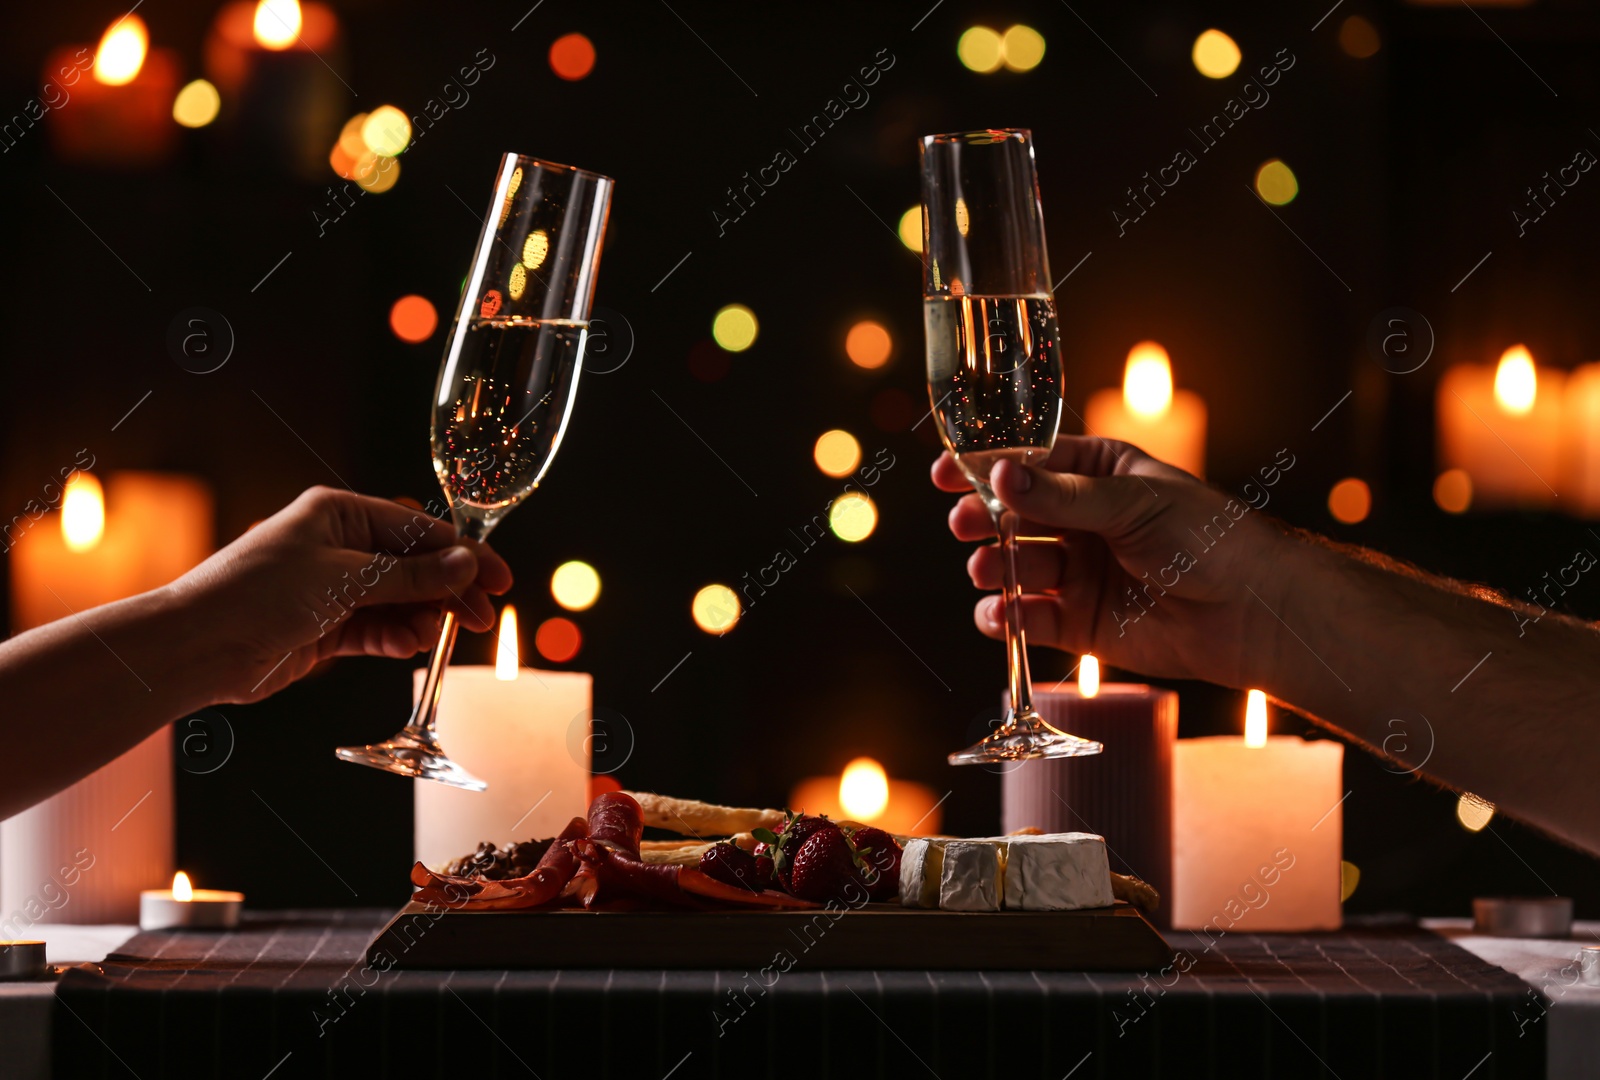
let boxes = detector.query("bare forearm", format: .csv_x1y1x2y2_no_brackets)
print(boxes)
0,586,221,819
1258,533,1600,853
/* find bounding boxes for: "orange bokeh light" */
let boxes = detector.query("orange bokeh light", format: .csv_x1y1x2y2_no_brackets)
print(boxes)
535,616,582,662
845,320,892,369
1327,478,1371,524
549,33,596,81
389,295,438,344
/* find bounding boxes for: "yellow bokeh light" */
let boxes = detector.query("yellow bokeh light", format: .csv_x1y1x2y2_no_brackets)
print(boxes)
1255,159,1299,206
814,430,862,478
839,757,890,821
1002,25,1046,72
692,584,741,634
94,15,148,86
829,492,877,542
954,197,970,237
508,263,527,301
711,304,758,352
61,472,104,552
1457,792,1495,832
354,153,399,193
1123,341,1173,418
362,105,412,157
1339,16,1381,59
551,560,601,612
522,229,550,271
1494,345,1537,415
845,320,893,369
1434,469,1473,514
1340,861,1360,902
253,0,302,49
1244,688,1268,748
958,26,1004,73
897,206,922,252
495,605,520,680
1328,478,1371,524
338,113,369,160
1078,654,1100,698
172,80,221,128
1192,29,1241,79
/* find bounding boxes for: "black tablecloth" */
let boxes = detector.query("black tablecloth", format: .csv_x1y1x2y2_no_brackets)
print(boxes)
53,909,1542,1079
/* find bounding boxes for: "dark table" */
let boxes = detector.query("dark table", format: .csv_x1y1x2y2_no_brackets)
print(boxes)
53,909,1541,1079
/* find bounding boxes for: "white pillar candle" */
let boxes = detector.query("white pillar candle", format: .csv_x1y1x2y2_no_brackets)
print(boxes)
1563,361,1600,516
1436,346,1563,509
412,645,592,870
1172,694,1344,931
1083,342,1206,478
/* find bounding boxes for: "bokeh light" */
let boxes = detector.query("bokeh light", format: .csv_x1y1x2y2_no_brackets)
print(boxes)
958,26,1004,73
1191,29,1241,79
508,263,528,301
1340,861,1360,901
1255,159,1299,205
829,492,878,542
389,295,438,343
1001,25,1046,72
897,206,922,252
1328,478,1371,524
1339,16,1381,59
692,584,741,633
354,154,399,193
535,616,582,662
551,560,601,611
1434,469,1472,514
361,105,412,157
549,32,597,81
61,473,105,552
711,304,758,352
172,80,221,128
1456,792,1495,832
839,757,890,821
522,229,550,271
813,430,862,478
253,0,302,50
94,15,148,86
845,320,893,369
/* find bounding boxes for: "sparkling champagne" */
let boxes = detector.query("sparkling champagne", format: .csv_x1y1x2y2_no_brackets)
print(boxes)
924,295,1063,500
432,316,587,514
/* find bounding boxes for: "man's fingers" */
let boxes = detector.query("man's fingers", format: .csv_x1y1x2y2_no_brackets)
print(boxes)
973,594,1066,650
328,607,445,659
351,543,494,621
991,458,1157,536
967,543,1068,592
947,496,1059,543
931,452,973,493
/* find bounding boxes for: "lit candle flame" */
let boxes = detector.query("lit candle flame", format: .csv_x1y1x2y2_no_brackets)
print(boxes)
1244,689,1267,748
839,757,889,822
1493,345,1536,416
61,473,104,552
253,0,303,50
93,15,148,86
1123,341,1173,418
172,871,193,902
1078,654,1101,698
494,605,520,681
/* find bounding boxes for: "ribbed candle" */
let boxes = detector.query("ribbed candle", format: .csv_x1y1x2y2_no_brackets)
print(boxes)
1001,684,1177,926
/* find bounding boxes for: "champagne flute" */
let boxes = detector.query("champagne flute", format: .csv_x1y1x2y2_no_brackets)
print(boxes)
920,129,1104,765
335,154,613,790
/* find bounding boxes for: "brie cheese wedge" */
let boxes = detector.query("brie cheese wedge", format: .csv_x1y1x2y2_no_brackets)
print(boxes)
1001,833,1113,911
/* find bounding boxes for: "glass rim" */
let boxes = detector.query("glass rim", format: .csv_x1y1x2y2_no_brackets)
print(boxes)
921,128,1032,148
505,152,614,184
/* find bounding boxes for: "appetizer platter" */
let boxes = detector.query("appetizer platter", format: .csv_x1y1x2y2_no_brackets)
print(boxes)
371,791,1172,971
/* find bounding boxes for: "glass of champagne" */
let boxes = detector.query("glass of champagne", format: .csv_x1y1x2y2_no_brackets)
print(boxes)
920,129,1104,766
335,154,613,790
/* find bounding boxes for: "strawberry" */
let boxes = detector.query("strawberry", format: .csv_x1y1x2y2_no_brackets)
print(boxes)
845,826,902,901
787,827,866,902
752,812,841,891
698,842,766,893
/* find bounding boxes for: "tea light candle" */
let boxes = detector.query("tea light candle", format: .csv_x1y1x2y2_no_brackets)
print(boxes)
1436,345,1564,509
1172,691,1344,931
0,941,48,981
788,757,942,836
46,15,179,168
1084,342,1207,478
413,607,592,869
1562,362,1600,516
139,872,243,930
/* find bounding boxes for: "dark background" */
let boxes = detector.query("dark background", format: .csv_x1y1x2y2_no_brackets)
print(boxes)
2,0,1598,915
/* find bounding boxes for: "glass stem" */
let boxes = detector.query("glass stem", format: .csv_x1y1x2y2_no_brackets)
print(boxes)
404,512,495,740
993,504,1036,725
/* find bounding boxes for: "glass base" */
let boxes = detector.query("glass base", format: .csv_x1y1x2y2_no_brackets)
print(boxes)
948,710,1104,765
334,730,488,791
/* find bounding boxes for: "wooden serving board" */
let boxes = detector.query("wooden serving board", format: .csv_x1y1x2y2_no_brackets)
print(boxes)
369,901,1172,972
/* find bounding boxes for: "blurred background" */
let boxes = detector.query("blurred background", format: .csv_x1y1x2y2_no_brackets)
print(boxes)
2,0,1599,913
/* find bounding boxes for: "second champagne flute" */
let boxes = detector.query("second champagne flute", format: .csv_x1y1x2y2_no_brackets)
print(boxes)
335,153,613,790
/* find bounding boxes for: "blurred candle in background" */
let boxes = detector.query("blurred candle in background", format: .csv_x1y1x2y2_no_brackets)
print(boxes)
413,606,592,869
1083,342,1207,478
1562,361,1600,516
1436,345,1563,509
1171,691,1344,932
47,15,179,167
788,757,942,836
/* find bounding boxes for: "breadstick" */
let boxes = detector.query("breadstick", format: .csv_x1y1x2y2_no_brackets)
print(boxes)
624,791,785,838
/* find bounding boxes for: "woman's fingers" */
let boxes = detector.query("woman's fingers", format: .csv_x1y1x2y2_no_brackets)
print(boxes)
346,545,501,629
328,606,445,659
